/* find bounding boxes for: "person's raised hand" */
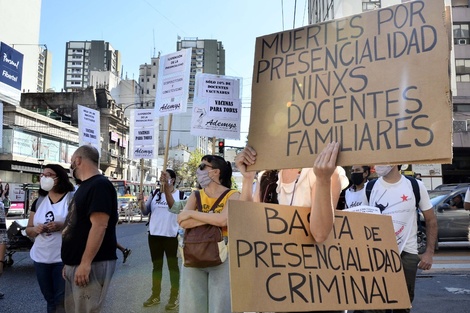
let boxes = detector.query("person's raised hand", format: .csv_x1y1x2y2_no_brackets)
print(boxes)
235,146,257,178
313,142,339,182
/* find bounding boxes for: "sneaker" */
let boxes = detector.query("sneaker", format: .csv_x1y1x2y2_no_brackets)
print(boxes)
165,299,178,311
143,295,160,307
122,248,131,264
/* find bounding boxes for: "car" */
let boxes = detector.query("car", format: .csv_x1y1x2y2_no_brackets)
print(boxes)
433,183,470,192
418,187,470,252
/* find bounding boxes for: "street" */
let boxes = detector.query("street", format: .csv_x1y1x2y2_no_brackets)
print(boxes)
1,221,470,313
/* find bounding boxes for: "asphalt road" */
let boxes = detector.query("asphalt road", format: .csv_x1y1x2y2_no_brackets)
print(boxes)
1,221,469,313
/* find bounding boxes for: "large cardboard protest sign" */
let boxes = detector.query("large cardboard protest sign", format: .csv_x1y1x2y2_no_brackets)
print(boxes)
248,0,452,170
228,201,410,312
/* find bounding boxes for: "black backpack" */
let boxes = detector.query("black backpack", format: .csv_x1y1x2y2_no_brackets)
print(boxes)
365,175,421,210
259,170,279,204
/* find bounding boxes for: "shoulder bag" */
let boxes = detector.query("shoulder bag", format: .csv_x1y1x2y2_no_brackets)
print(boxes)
183,189,231,268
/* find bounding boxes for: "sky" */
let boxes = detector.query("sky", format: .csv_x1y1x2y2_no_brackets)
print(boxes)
39,0,310,147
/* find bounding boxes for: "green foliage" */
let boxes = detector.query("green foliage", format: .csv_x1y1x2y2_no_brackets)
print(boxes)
177,149,204,189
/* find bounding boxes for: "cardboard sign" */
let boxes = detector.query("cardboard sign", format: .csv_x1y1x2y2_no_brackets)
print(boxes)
248,0,452,170
228,201,410,312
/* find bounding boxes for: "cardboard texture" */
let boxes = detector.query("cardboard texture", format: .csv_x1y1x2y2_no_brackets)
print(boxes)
228,201,410,312
248,0,452,170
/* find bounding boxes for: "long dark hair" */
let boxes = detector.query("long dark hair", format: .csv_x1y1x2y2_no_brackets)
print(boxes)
201,155,232,189
38,164,75,196
259,170,279,203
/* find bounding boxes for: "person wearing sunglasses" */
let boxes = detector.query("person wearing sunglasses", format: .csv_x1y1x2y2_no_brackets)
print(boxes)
25,164,75,313
177,155,240,313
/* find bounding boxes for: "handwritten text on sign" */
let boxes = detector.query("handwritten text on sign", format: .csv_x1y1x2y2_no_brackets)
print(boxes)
228,201,410,312
248,0,451,170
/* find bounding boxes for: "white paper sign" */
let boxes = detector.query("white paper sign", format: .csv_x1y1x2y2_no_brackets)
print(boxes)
343,205,381,214
191,74,242,139
155,48,192,116
131,109,156,159
78,105,100,152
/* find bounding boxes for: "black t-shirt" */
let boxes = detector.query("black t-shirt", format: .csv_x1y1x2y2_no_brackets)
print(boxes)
61,175,118,265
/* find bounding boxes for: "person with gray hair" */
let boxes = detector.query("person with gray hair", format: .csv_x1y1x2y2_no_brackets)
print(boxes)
61,145,118,313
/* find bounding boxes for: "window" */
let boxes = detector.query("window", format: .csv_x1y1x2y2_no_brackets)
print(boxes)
453,24,470,45
456,59,470,82
362,0,381,11
153,84,155,89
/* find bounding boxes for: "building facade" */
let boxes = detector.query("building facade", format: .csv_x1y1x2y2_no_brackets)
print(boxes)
0,0,46,95
63,40,121,92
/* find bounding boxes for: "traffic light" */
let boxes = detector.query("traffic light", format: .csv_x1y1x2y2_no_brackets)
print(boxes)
218,139,225,154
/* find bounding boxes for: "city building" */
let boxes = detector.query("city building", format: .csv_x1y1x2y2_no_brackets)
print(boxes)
0,0,47,96
63,40,121,92
37,47,52,92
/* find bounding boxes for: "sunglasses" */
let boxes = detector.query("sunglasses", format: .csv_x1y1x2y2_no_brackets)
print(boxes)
198,163,213,171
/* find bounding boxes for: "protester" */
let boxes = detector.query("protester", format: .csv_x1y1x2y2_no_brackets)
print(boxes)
138,169,182,310
177,155,240,313
61,145,118,313
74,173,131,264
236,142,348,243
25,164,74,313
360,164,438,313
344,165,370,209
0,196,6,299
3,183,10,216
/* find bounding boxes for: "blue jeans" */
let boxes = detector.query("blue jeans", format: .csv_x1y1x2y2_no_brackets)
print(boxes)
33,261,65,313
179,259,231,313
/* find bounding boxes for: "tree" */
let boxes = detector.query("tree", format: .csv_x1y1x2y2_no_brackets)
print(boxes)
177,149,204,189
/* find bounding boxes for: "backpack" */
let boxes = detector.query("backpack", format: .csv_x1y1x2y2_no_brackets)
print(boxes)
259,170,279,204
365,176,420,210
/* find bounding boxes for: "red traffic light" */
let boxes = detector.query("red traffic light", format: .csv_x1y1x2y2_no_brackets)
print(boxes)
218,140,225,154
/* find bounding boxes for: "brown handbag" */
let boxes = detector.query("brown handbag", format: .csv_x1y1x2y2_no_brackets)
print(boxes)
183,189,231,268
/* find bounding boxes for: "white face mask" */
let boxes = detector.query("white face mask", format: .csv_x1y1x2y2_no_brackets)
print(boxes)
40,176,56,192
374,165,394,177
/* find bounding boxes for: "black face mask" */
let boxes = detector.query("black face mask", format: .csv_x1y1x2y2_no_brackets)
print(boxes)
351,172,365,186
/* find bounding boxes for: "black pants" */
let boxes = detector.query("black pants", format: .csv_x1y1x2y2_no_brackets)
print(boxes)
148,234,180,298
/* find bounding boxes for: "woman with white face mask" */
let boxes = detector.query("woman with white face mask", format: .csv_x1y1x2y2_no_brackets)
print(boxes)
25,164,75,313
177,155,241,313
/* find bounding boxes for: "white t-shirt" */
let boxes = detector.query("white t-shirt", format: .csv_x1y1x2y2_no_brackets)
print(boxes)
146,189,179,237
345,185,368,208
276,167,348,207
367,176,432,254
30,192,72,263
